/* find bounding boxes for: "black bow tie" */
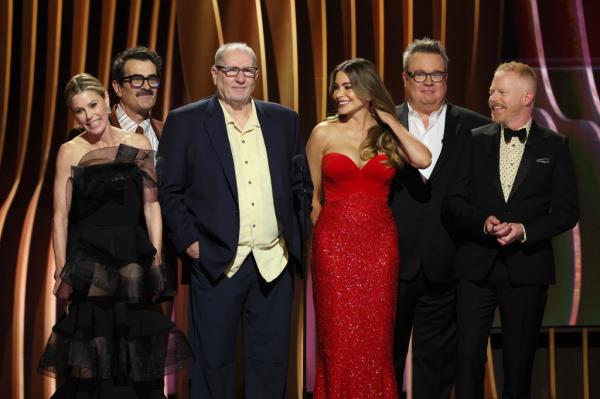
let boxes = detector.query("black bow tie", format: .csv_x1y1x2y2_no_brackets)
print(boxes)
503,127,527,142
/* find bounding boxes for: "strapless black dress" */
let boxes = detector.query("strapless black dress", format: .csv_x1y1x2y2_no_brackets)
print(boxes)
38,145,192,388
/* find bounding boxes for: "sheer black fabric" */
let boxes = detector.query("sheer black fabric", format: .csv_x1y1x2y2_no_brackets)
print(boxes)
39,144,191,385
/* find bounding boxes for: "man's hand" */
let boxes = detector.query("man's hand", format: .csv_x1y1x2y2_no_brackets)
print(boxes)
186,241,200,259
484,216,525,246
484,215,508,237
496,223,525,246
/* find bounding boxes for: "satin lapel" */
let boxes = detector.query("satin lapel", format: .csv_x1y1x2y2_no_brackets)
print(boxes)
204,95,238,204
396,103,409,127
507,122,542,202
429,104,457,181
486,125,503,199
255,101,282,208
394,103,425,185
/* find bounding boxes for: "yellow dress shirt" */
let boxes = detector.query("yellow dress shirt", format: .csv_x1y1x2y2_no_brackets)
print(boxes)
498,119,532,242
499,119,532,201
219,100,288,282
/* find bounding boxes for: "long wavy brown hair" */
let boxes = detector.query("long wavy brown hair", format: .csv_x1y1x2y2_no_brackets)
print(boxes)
328,58,405,168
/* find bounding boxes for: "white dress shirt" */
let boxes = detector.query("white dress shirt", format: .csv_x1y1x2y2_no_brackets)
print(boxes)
114,103,160,152
407,102,447,181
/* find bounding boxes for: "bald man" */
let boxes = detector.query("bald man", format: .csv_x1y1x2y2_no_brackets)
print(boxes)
443,62,578,398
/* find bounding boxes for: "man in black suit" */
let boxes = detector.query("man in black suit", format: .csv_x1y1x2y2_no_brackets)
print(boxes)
444,61,579,398
391,38,489,399
157,42,310,399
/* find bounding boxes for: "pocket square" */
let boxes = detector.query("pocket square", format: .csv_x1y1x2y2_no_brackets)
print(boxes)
536,158,549,164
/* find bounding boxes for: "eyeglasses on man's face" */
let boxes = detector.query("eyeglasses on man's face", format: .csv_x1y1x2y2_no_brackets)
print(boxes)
215,65,259,78
120,74,161,89
406,71,447,83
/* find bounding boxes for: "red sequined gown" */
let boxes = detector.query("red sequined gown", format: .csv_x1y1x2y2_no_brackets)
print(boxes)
312,152,399,399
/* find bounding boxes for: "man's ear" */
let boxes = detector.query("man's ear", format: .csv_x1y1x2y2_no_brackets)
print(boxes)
522,90,535,107
210,66,218,85
104,93,110,109
111,80,122,98
402,72,408,86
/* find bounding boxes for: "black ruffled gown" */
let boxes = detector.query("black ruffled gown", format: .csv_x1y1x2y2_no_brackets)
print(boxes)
38,144,192,398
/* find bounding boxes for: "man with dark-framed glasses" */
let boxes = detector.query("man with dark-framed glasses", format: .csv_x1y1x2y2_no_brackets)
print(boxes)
390,38,489,398
109,46,179,330
110,46,164,152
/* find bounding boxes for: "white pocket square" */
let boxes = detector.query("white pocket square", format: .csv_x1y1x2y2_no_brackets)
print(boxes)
536,158,549,164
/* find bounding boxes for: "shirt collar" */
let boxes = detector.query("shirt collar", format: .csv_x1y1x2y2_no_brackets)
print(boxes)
407,102,447,123
218,99,260,131
115,103,151,132
501,118,532,139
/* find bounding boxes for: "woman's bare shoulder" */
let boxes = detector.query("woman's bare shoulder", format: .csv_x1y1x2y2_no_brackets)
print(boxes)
57,138,90,166
312,119,344,138
121,130,152,151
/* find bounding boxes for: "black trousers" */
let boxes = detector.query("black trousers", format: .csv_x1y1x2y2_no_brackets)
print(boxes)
394,269,457,399
188,255,293,399
455,260,548,399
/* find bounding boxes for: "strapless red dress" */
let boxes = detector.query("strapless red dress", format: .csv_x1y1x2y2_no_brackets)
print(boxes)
312,152,399,399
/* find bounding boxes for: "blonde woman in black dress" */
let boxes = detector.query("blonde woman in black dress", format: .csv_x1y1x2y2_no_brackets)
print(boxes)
39,73,191,398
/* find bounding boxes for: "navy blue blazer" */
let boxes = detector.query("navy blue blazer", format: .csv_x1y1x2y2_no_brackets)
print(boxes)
443,120,579,284
157,95,310,281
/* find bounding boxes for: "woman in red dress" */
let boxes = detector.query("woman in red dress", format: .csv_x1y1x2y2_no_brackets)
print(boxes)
307,58,431,398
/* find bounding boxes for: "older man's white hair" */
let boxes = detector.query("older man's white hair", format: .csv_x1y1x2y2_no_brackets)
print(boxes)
215,43,257,67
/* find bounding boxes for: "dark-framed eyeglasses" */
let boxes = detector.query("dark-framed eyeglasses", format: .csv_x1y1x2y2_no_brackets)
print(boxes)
120,74,161,89
406,71,447,83
215,65,259,78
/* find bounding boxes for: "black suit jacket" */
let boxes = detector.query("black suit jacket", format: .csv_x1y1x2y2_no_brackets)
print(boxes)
390,102,490,282
443,121,579,284
157,95,311,281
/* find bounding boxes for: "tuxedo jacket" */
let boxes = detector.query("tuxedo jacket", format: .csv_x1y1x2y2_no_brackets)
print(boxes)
443,121,579,284
157,95,310,281
390,102,490,282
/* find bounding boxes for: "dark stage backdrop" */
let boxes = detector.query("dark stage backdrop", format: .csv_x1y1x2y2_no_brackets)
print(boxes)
0,1,599,399
500,0,600,327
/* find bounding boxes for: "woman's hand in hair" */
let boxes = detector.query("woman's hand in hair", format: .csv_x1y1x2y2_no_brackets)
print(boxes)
371,105,396,126
373,104,432,169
